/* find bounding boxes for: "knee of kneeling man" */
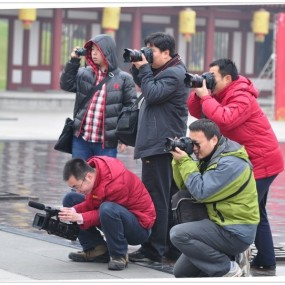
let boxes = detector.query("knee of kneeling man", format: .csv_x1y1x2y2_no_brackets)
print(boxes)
99,201,116,216
170,225,180,242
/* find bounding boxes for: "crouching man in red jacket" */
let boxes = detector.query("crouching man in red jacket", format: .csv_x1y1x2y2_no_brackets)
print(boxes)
58,156,156,271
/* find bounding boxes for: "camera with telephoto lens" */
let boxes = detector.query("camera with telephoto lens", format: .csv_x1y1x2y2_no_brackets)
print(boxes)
28,200,79,241
164,137,194,155
184,72,216,91
123,47,153,63
75,47,87,56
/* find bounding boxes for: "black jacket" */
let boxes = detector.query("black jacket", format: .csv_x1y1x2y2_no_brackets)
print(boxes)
60,34,137,148
131,55,189,159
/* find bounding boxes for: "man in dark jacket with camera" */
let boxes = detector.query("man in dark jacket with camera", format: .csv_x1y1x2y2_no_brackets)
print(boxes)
128,32,189,263
60,34,137,159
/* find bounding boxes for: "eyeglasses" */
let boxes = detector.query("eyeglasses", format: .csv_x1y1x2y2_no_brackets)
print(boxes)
191,141,201,148
73,175,86,191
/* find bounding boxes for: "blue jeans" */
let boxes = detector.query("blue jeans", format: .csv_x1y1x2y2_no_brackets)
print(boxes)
252,174,278,267
63,192,151,256
72,135,117,160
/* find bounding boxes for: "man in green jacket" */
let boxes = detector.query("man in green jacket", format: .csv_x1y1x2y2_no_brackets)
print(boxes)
169,118,259,277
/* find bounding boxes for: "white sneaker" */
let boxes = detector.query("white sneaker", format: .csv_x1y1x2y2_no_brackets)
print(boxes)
237,247,251,277
223,261,243,277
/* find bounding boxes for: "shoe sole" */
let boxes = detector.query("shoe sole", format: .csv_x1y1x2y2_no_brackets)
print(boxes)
108,263,128,270
69,254,109,263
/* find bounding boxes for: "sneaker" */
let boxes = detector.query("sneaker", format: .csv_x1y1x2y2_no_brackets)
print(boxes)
237,247,251,276
129,247,162,263
108,255,128,270
223,261,243,277
68,244,110,262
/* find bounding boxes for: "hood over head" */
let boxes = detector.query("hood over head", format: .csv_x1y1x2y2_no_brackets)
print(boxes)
84,34,118,72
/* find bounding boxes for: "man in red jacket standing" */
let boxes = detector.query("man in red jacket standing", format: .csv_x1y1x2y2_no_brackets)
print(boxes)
187,58,284,272
58,156,156,271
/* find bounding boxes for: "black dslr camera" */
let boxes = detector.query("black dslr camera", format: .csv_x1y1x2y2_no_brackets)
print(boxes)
164,137,194,155
75,47,87,56
28,201,79,241
123,47,153,63
184,72,216,91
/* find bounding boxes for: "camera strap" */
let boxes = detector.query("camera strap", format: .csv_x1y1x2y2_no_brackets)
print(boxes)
74,72,113,116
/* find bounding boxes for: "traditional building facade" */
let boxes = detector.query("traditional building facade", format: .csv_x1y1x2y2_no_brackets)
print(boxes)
0,5,284,119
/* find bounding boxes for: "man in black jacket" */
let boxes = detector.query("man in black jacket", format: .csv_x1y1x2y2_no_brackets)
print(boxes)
60,34,137,160
128,32,189,263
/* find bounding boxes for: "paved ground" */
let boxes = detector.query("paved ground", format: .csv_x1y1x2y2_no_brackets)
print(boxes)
0,95,285,283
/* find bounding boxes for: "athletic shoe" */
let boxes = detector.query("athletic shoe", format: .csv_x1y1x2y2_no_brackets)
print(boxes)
237,247,251,276
223,261,243,277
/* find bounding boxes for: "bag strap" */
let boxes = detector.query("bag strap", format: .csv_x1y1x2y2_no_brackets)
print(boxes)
134,93,144,105
75,72,113,115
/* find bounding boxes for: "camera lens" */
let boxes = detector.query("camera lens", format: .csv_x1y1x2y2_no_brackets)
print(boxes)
123,49,142,63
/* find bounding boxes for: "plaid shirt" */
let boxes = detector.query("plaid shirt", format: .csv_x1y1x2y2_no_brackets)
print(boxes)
82,69,107,142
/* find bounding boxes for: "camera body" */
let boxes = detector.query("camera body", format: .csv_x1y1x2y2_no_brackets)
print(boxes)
164,137,194,155
75,47,87,56
123,47,153,63
184,72,216,91
28,201,79,241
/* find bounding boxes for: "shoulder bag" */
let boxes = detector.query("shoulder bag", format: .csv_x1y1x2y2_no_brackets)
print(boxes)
115,93,144,147
171,190,209,224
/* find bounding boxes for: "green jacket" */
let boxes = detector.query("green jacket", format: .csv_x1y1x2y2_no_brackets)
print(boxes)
172,137,260,243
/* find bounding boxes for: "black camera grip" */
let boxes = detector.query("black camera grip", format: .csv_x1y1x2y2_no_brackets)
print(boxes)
28,200,45,210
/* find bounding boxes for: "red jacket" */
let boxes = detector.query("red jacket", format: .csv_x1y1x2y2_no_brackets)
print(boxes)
188,75,284,179
74,156,156,230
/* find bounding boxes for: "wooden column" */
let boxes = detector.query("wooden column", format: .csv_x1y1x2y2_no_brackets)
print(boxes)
51,9,62,90
204,7,215,70
131,8,142,49
275,13,285,120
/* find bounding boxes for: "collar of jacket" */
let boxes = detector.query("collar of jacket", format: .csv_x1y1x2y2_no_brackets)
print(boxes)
152,54,181,77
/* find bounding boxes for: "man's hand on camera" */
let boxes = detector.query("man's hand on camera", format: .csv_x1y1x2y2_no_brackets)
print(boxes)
59,207,83,224
170,147,188,161
132,53,149,69
71,47,82,59
194,79,211,99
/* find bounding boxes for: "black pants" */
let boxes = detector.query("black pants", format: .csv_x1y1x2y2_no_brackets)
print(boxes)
141,153,178,257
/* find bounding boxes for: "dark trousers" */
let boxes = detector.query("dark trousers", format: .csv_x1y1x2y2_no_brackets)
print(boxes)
141,153,178,257
253,174,278,266
63,193,150,256
170,219,249,277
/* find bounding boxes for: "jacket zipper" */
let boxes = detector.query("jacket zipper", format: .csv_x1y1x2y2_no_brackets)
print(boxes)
213,202,225,223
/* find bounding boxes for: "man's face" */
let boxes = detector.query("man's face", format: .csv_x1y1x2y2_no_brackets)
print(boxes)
189,131,218,160
67,173,93,196
91,44,104,66
209,65,231,95
146,44,170,69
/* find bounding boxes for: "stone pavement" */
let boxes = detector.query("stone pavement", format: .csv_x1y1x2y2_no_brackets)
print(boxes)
0,94,285,282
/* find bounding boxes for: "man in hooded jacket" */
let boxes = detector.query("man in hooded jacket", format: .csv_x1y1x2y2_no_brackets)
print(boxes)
187,58,284,271
60,34,137,160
